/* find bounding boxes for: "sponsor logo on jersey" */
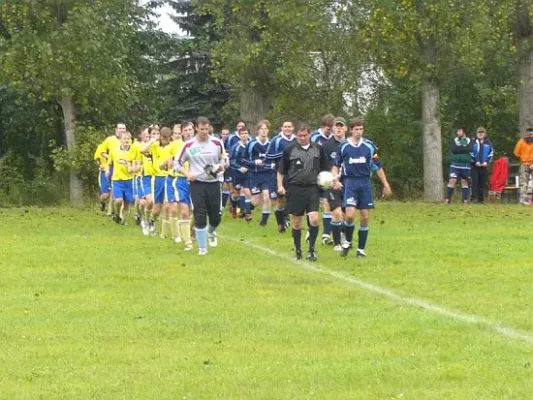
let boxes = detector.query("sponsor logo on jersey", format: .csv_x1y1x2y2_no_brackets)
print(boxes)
348,156,366,164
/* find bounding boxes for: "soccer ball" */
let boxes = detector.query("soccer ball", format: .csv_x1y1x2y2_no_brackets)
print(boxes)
317,171,334,189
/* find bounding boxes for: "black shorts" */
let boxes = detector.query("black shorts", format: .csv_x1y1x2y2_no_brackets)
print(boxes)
325,189,343,210
286,184,320,216
190,181,222,225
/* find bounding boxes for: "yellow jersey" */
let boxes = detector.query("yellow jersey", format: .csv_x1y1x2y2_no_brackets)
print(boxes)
93,144,107,171
100,135,121,157
108,146,135,181
147,142,172,177
130,140,143,177
160,140,187,178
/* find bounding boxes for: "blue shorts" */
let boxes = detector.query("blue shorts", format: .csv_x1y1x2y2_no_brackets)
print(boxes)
112,179,134,203
343,178,374,210
98,171,110,195
224,169,233,184
449,165,471,180
142,176,152,199
232,170,249,190
165,176,176,203
152,176,166,204
250,172,277,198
174,176,191,205
134,176,144,198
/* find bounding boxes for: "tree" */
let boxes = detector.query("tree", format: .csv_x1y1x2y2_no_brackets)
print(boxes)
0,0,155,203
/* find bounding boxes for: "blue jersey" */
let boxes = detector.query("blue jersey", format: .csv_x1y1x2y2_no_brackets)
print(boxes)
335,138,382,179
224,132,240,153
243,138,271,173
311,129,331,146
229,141,248,171
265,134,296,166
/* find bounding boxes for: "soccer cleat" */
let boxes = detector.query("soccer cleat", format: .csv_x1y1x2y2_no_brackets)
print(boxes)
306,250,317,262
208,232,218,247
295,250,303,260
356,249,367,258
135,214,142,225
340,242,352,257
113,214,121,224
141,221,150,236
245,213,252,222
198,248,208,256
321,235,333,245
238,212,245,219
259,221,267,227
333,244,343,252
100,201,106,212
305,230,310,243
174,236,182,244
184,242,193,251
284,217,291,228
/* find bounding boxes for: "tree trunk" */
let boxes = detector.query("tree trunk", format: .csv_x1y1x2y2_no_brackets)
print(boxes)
59,95,83,204
240,85,269,132
422,78,444,202
517,3,533,132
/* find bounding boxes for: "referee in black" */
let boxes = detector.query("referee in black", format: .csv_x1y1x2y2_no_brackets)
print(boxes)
277,125,330,261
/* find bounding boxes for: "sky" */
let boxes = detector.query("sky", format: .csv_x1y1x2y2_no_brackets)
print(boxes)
150,3,182,34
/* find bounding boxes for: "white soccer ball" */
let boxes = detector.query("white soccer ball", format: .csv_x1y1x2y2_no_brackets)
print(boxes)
317,171,334,189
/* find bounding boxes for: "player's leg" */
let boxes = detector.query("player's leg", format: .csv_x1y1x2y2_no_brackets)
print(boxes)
320,196,333,245
353,181,375,257
190,182,209,255
340,182,358,257
286,185,305,259
222,173,231,210
98,171,110,212
470,166,479,203
150,176,165,236
206,182,222,248
259,180,272,226
121,179,134,225
112,180,124,224
176,177,193,250
460,168,471,204
305,186,321,261
165,177,180,243
329,190,344,251
477,167,487,203
445,167,458,203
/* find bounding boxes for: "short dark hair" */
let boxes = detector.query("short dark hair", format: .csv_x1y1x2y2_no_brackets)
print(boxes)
181,120,194,132
348,118,364,129
297,124,311,134
160,127,172,137
321,114,335,128
236,119,246,126
196,116,210,126
138,125,148,135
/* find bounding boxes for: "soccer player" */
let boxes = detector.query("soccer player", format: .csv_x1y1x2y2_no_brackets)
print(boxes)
172,124,182,141
131,128,147,226
140,126,170,236
220,127,232,209
311,114,335,145
94,141,110,212
265,120,296,232
445,128,474,204
322,117,348,250
277,125,330,261
105,131,138,224
138,126,157,235
225,120,246,214
332,118,392,258
175,117,226,256
242,120,274,226
228,127,250,219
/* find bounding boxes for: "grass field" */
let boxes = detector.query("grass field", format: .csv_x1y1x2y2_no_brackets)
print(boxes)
1,203,533,399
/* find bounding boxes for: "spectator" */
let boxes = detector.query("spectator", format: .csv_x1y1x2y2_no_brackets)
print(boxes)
445,128,473,204
470,127,494,203
513,127,533,205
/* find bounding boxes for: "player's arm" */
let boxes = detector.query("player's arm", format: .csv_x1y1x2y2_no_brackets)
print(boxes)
277,147,290,195
140,137,157,154
318,145,329,172
242,142,256,167
376,168,392,198
174,144,195,180
265,138,282,160
105,151,113,177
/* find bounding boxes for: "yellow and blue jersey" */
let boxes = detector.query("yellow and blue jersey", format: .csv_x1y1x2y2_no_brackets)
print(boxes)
108,146,135,181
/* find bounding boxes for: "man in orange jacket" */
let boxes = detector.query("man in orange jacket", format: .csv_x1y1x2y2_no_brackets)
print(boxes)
513,128,533,204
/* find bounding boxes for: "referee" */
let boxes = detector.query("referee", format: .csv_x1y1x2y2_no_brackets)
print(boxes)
175,116,226,256
277,125,330,261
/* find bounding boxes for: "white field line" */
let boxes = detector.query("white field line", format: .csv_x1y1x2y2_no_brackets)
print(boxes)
223,236,533,346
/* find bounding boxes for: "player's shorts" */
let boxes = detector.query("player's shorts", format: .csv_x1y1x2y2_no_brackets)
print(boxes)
112,179,134,203
272,172,288,199
165,176,176,203
343,178,374,210
224,169,233,184
98,171,110,195
249,172,277,199
325,188,343,210
142,176,152,199
173,176,191,205
449,165,471,180
286,184,320,216
232,170,248,190
152,176,166,204
134,176,144,199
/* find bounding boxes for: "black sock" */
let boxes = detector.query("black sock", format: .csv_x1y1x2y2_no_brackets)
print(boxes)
331,221,342,245
345,222,355,244
358,226,369,250
261,212,270,225
275,209,284,226
308,225,319,250
292,228,302,252
446,186,454,200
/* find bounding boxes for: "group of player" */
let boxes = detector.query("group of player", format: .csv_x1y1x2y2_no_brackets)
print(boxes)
93,114,391,258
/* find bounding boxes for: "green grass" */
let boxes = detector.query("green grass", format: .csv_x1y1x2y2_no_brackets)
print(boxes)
1,203,533,399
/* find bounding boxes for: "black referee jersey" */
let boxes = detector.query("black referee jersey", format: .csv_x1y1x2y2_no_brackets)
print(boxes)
279,142,329,185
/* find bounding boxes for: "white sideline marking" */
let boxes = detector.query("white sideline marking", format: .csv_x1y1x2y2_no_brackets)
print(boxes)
224,236,533,346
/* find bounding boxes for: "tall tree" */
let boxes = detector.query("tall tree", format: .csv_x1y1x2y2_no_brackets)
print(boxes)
0,0,155,203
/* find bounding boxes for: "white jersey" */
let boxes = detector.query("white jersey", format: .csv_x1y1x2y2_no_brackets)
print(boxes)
175,136,226,183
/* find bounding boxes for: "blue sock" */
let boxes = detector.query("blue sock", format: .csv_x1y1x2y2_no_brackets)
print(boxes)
230,196,239,208
239,195,246,211
331,221,342,245
358,226,369,250
344,221,355,244
195,227,208,250
446,186,454,200
322,212,332,235
462,187,469,202
261,210,270,224
222,191,230,207
245,199,252,214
